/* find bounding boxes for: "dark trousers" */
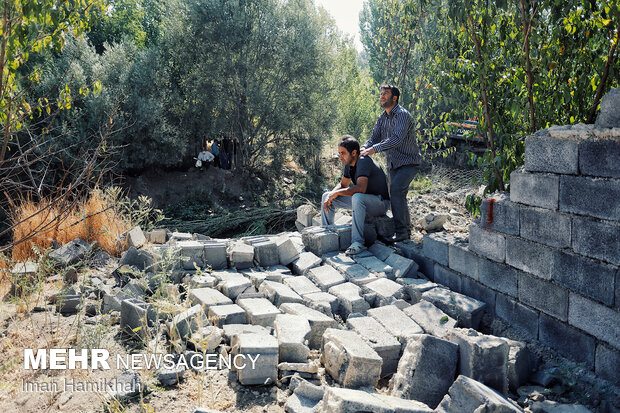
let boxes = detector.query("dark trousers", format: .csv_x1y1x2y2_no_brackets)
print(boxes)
389,164,419,235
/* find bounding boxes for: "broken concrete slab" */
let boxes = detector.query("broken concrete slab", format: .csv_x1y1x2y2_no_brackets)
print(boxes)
218,275,252,300
422,287,486,329
259,280,304,306
390,334,459,408
367,305,424,343
321,328,382,388
49,238,91,267
293,252,322,275
307,265,346,291
385,253,418,279
404,301,457,338
356,255,394,277
274,314,311,362
435,375,521,413
328,282,370,320
121,298,156,339
364,278,405,307
237,297,281,327
302,291,340,318
168,304,205,342
231,333,278,385
346,316,401,377
284,276,321,297
127,226,146,249
398,278,438,303
280,303,339,349
207,303,246,327
189,287,233,310
447,328,510,394
188,326,223,353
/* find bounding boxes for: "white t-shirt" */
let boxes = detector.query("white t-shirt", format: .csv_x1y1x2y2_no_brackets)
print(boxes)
197,151,214,162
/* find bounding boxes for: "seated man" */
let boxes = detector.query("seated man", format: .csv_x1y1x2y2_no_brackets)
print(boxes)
321,135,390,255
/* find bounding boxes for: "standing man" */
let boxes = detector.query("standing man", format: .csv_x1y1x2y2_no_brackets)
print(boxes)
322,135,390,255
361,84,421,243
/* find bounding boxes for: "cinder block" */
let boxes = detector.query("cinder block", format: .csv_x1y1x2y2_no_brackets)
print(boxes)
469,225,505,263
384,253,417,279
346,316,402,377
539,313,595,367
505,237,553,280
525,133,579,174
258,280,303,307
404,300,457,338
569,292,619,349
127,226,147,249
203,241,228,270
283,276,321,297
436,375,522,412
302,292,339,318
177,240,205,269
433,264,462,293
307,265,345,291
447,329,509,394
572,216,620,266
552,250,616,306
328,282,370,319
292,252,322,275
520,206,571,248
460,277,496,316
297,204,318,227
148,228,167,244
364,278,405,307
321,328,382,388
390,334,459,409
189,287,233,310
368,305,424,343
399,278,438,303
237,297,281,327
275,236,299,266
395,240,436,279
343,263,376,285
479,193,520,235
208,304,246,327
422,233,450,265
301,226,339,256
617,269,620,310
231,333,278,385
280,303,338,349
168,304,204,342
495,294,539,339
327,225,352,251
519,273,568,321
273,314,311,362
579,138,620,179
448,242,480,280
422,288,486,329
229,242,254,270
121,299,155,338
596,344,620,385
560,175,620,221
510,168,559,210
478,258,519,298
369,242,395,261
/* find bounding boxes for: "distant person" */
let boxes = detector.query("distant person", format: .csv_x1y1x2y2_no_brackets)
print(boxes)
360,84,421,243
222,137,233,170
321,135,390,255
211,139,220,168
233,138,239,169
197,147,214,170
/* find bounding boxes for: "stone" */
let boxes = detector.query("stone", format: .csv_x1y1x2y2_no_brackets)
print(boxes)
385,253,418,279
168,304,205,342
222,324,271,344
237,297,281,327
346,316,401,377
106,371,143,400
302,292,339,318
274,314,311,362
119,247,155,271
229,242,255,269
328,282,370,320
276,236,300,265
404,301,457,338
156,365,185,386
259,280,304,307
297,204,318,227
208,304,246,327
189,326,223,353
320,328,382,388
595,87,620,128
293,252,322,275
510,168,559,210
284,276,321,297
369,242,395,261
302,227,339,256
231,333,278,385
364,278,405,307
327,225,352,251
148,229,168,244
218,276,252,300
368,305,424,343
121,298,155,338
390,334,459,408
189,287,233,310
307,265,345,291
280,303,338,349
447,329,510,394
435,375,522,413
419,213,448,232
356,255,394,278
49,238,91,267
127,226,146,249
422,287,486,329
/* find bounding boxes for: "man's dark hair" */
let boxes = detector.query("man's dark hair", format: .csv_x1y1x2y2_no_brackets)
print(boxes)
381,84,400,103
338,135,360,156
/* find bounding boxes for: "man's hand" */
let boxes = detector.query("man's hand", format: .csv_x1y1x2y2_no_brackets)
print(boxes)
323,191,339,212
360,147,376,157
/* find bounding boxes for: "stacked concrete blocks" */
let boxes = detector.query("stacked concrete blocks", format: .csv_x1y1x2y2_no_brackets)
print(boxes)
301,226,339,256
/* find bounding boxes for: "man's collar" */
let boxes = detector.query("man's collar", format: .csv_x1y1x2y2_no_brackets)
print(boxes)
382,103,401,117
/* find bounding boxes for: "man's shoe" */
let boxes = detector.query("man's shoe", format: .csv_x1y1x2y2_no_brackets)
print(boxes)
390,232,410,243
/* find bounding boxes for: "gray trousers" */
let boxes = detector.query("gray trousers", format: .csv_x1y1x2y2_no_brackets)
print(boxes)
321,192,390,245
389,164,419,235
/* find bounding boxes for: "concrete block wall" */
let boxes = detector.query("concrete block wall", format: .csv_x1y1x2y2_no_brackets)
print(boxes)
421,125,620,384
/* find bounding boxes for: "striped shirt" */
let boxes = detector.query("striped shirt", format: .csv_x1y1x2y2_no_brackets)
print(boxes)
363,104,422,169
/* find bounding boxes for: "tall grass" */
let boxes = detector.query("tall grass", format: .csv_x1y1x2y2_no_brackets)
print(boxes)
10,189,131,261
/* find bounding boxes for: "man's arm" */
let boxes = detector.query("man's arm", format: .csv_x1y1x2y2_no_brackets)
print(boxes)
369,111,411,153
323,176,369,211
361,117,382,151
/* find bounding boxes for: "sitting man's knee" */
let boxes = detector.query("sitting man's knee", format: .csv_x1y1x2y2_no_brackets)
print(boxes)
322,191,331,203
351,193,364,204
